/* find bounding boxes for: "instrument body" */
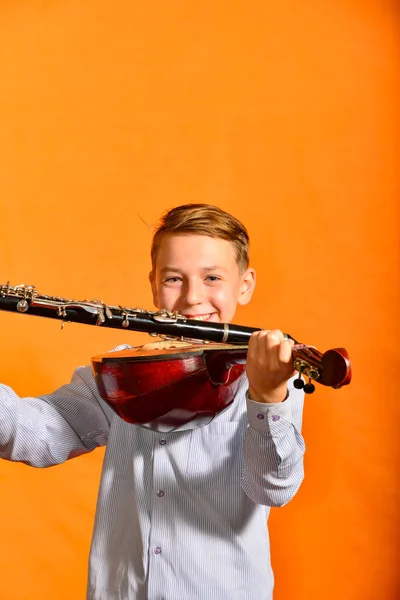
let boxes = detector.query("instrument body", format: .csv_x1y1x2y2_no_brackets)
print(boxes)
0,283,352,430
92,343,247,430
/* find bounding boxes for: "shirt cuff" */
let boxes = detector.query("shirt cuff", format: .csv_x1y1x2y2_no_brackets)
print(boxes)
246,389,293,432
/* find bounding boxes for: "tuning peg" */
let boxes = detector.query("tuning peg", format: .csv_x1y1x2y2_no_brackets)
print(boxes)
293,371,305,390
303,378,315,394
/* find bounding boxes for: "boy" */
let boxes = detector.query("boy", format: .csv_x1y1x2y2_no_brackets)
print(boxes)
0,204,305,600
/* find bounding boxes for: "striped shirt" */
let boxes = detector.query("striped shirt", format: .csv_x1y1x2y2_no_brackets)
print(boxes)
0,345,305,600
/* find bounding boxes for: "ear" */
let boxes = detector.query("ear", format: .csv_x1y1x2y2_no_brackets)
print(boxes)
237,268,256,306
149,271,160,308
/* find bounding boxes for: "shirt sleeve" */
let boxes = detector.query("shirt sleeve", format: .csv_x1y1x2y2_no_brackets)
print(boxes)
0,364,114,468
241,375,305,507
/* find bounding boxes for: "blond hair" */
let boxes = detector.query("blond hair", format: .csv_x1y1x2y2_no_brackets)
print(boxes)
151,204,250,272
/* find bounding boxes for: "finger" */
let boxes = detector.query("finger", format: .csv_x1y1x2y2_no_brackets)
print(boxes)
248,330,261,353
260,331,285,366
265,329,284,348
248,329,287,366
278,338,294,364
251,329,283,349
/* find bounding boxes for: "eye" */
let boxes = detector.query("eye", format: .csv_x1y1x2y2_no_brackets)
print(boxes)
205,275,221,282
163,276,182,283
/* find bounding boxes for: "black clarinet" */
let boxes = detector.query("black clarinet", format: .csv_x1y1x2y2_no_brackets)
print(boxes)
0,282,281,345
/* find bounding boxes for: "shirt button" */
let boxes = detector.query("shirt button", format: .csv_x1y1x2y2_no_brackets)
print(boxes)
154,546,162,555
257,413,265,420
157,489,165,497
272,415,281,421
159,439,166,445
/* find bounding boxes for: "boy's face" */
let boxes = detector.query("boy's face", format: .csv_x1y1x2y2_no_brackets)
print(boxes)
150,234,255,323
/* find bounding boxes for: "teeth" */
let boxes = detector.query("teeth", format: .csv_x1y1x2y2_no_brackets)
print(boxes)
190,314,210,321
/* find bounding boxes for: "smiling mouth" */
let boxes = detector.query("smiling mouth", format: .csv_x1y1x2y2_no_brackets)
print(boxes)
183,313,216,321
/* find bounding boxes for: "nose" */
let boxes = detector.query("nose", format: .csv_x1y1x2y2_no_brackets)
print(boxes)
183,279,204,306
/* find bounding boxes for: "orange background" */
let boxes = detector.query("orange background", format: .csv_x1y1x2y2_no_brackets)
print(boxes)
0,2,399,599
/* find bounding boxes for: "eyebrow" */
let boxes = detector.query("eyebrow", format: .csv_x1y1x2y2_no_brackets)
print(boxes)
160,265,228,274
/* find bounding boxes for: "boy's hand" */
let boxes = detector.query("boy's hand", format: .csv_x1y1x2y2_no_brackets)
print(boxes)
246,330,296,404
